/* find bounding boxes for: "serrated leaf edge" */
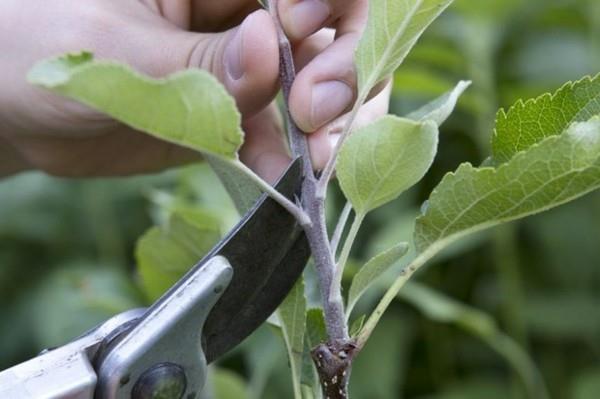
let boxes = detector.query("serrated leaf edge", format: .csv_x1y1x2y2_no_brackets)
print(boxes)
416,124,600,253
491,73,600,161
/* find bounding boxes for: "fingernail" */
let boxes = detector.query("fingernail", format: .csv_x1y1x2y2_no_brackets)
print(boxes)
287,0,331,38
225,26,244,81
311,81,353,129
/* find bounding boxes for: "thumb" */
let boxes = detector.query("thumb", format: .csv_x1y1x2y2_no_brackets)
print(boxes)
123,9,280,117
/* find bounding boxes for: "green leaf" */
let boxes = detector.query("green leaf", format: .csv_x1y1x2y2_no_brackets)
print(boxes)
492,74,600,164
212,368,249,399
406,80,471,125
415,117,600,254
301,385,316,399
355,0,454,96
136,208,221,300
205,155,262,214
349,315,366,338
300,341,319,395
276,277,307,399
28,52,243,159
346,243,409,318
305,308,327,349
337,116,438,214
302,309,325,395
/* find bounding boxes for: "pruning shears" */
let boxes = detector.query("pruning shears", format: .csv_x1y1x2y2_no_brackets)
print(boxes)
0,159,310,399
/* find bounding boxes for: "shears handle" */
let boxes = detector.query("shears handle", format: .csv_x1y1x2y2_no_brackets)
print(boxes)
0,256,232,399
0,309,142,399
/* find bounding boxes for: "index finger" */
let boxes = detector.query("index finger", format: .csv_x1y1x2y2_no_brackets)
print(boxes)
277,0,367,42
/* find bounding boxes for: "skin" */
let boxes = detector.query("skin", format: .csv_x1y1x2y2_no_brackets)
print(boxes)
0,0,389,182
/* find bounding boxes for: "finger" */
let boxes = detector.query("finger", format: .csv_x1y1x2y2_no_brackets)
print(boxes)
278,0,371,132
307,81,392,170
239,103,292,184
293,28,335,70
278,0,367,42
288,30,388,133
100,7,280,117
141,0,191,29
288,33,359,133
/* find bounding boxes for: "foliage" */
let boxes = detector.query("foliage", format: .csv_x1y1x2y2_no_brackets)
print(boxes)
346,243,408,319
275,278,307,399
136,208,221,300
416,116,600,253
28,52,243,158
355,0,454,95
337,116,439,215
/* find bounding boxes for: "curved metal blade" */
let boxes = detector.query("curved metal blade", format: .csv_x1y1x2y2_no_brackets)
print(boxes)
200,159,310,362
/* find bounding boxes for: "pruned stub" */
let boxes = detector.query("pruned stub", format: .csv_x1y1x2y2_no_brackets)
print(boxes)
311,340,358,399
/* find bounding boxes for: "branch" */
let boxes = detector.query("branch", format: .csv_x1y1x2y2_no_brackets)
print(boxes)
268,1,313,177
267,0,348,341
268,2,353,397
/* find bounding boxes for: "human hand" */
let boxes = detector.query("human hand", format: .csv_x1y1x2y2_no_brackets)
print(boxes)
0,0,389,182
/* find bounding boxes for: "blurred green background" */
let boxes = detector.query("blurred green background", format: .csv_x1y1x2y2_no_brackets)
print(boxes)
2,0,600,397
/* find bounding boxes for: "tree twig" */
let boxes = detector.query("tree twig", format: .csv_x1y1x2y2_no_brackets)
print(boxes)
268,1,353,397
267,0,348,341
267,1,312,175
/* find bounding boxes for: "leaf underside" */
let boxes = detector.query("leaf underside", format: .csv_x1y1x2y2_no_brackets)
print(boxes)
205,155,262,214
346,242,409,318
136,208,221,300
28,52,243,159
355,0,454,95
337,116,439,215
277,277,307,399
407,80,472,125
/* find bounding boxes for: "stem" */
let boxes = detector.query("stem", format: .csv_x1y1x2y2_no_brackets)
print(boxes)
330,212,365,303
316,91,369,198
305,189,349,341
268,2,354,397
357,242,444,347
268,1,312,176
331,202,353,256
268,0,348,340
232,160,311,227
